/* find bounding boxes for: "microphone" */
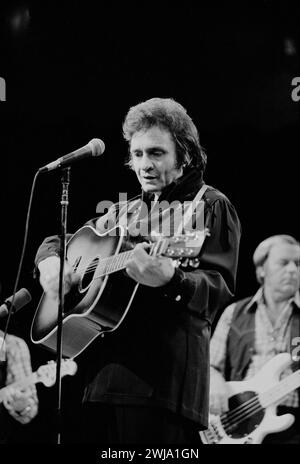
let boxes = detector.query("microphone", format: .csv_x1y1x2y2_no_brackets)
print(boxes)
0,288,32,318
38,138,105,173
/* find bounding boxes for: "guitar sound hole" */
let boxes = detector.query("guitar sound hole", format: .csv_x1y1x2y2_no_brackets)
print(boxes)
80,257,99,292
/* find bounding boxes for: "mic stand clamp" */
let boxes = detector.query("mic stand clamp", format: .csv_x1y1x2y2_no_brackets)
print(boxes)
56,166,71,444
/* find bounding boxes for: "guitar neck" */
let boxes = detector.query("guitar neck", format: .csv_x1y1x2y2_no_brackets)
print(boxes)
95,241,164,278
0,372,38,404
259,369,300,408
96,249,134,277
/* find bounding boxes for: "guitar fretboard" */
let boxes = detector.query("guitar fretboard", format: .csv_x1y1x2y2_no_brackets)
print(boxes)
259,369,300,408
93,240,167,279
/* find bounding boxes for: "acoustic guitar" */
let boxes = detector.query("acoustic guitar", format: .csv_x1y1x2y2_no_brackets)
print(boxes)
31,225,206,358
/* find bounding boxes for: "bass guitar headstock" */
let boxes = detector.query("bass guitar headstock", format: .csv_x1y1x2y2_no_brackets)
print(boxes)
36,359,78,387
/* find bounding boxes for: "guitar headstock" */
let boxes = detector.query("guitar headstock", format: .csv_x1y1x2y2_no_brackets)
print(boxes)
36,359,78,387
150,229,209,259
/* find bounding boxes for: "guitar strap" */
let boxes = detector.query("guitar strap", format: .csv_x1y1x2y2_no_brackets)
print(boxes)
174,183,209,236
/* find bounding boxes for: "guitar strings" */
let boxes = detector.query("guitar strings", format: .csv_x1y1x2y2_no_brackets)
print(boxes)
72,241,159,279
220,397,263,433
223,389,293,433
69,234,196,280
216,374,297,433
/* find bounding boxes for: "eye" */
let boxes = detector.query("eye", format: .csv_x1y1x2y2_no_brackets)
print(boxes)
131,151,142,158
151,150,164,157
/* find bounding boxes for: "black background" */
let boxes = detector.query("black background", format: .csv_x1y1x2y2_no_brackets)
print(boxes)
0,1,299,445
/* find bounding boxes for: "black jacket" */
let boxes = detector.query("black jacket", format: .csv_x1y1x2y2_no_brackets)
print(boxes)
35,168,241,428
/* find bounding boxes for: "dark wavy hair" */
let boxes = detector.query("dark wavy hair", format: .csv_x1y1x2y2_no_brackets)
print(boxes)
122,97,207,173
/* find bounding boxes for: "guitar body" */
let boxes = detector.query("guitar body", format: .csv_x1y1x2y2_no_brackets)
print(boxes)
201,353,296,444
31,225,139,358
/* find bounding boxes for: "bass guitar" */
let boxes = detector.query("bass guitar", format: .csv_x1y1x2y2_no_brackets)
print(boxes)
0,358,77,403
31,225,206,358
200,352,300,444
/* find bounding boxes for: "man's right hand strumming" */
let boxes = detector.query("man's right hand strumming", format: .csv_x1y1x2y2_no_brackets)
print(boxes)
209,367,229,416
38,256,76,300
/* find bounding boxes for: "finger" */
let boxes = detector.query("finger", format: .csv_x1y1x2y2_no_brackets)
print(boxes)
126,266,138,282
138,242,151,251
132,246,155,270
21,405,33,415
210,405,222,415
222,400,229,412
71,271,81,284
209,396,222,415
132,243,150,258
64,261,74,277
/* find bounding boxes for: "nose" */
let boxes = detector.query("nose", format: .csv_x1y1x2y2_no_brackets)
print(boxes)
286,260,299,274
140,154,154,172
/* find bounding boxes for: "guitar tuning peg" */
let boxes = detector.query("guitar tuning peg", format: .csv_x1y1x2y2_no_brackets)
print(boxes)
189,258,200,268
180,258,189,268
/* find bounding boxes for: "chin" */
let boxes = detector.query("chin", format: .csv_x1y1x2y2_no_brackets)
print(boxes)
142,184,160,194
281,286,297,299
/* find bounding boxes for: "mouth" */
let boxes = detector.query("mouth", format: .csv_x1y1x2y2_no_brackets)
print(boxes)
282,279,298,286
142,176,157,181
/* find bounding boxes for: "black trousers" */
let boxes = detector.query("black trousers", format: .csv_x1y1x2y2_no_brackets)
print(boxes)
80,402,202,445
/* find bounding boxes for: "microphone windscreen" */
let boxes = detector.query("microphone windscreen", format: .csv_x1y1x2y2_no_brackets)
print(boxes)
0,288,32,315
89,138,105,157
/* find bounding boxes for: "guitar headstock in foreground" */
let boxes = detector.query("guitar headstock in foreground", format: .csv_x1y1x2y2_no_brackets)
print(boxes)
36,359,78,387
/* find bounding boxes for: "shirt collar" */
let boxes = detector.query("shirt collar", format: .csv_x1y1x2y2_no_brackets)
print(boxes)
245,287,300,312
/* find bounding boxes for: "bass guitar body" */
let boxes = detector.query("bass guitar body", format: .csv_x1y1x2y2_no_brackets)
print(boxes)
200,353,298,444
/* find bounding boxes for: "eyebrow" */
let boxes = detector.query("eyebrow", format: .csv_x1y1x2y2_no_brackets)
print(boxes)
130,146,167,154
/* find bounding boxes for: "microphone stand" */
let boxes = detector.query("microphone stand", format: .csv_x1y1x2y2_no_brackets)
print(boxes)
55,166,71,444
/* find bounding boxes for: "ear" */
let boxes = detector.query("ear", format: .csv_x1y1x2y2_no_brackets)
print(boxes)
256,265,265,283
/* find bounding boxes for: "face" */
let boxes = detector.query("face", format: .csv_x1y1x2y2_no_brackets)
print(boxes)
263,243,300,300
129,126,183,196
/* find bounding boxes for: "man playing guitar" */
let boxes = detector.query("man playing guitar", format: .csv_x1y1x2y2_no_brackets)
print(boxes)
208,235,300,444
34,97,241,444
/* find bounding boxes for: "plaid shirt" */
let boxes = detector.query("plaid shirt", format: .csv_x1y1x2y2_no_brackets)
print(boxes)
210,288,300,408
0,331,38,424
